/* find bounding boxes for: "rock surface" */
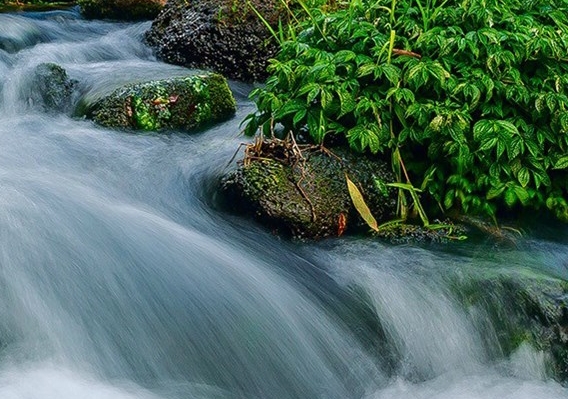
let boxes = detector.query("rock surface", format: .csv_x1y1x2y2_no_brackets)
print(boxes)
30,63,77,113
83,73,236,131
144,0,282,82
78,0,166,21
453,269,568,380
220,143,398,239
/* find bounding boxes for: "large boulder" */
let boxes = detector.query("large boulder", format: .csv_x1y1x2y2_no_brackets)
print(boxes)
452,269,568,380
77,0,166,21
220,142,398,239
30,63,78,113
83,73,236,131
144,0,281,82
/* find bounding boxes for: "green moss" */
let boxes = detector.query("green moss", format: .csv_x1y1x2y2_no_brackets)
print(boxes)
220,145,397,239
207,73,237,121
86,73,236,132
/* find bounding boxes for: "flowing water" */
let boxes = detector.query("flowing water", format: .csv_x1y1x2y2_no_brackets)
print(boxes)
0,8,567,399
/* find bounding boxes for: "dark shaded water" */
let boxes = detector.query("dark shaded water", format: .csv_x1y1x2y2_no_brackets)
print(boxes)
0,8,567,399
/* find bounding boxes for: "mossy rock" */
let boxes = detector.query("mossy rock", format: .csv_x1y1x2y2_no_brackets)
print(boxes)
452,270,568,381
85,73,236,131
144,0,282,82
220,146,397,239
77,0,165,21
31,63,78,114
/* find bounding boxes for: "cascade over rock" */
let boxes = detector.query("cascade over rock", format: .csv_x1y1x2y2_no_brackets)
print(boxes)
453,269,568,380
30,63,78,114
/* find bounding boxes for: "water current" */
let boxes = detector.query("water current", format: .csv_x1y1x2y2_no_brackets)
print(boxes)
0,7,567,399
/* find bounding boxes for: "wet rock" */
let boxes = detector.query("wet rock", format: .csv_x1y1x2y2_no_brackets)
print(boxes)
83,73,236,131
220,144,398,239
144,0,282,82
77,0,165,21
372,221,468,244
453,270,568,381
30,63,78,113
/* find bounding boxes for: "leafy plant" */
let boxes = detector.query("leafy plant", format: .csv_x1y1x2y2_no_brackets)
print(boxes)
245,0,568,223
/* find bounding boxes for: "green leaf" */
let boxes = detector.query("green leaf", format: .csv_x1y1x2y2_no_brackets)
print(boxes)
513,186,530,205
553,156,568,169
382,64,401,85
517,167,530,187
504,188,517,207
292,108,307,126
444,189,455,209
357,63,376,77
321,88,334,112
373,177,389,197
345,173,379,232
337,88,356,117
479,137,498,151
487,185,506,199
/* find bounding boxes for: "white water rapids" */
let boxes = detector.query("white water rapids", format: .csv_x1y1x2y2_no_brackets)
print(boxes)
0,8,567,399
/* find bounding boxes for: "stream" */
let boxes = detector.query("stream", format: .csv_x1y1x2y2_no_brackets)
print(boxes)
0,8,567,399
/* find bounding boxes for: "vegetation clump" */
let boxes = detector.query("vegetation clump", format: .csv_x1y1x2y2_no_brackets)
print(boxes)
245,0,568,225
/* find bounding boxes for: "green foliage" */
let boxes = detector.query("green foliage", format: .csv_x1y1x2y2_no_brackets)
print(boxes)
245,0,568,222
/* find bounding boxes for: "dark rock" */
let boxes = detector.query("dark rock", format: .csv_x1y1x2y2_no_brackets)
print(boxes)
78,0,166,20
144,0,281,82
30,63,78,113
453,270,568,381
83,73,236,131
220,144,398,239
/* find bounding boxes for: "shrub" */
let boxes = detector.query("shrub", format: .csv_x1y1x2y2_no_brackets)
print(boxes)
244,0,568,223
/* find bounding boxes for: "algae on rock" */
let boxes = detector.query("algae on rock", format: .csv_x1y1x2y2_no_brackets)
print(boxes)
85,73,236,131
220,143,397,239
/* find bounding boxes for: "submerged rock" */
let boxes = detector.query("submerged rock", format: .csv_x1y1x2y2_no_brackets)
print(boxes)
453,269,568,381
84,73,236,131
220,143,397,239
77,0,165,21
144,0,281,82
30,63,78,113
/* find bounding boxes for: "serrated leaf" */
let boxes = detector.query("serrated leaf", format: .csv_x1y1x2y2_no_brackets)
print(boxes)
292,108,307,126
382,64,401,85
357,63,377,77
554,156,568,169
307,87,320,104
345,174,379,232
487,185,506,199
337,88,356,117
517,167,530,187
479,137,498,151
321,89,334,112
504,188,517,207
513,186,530,205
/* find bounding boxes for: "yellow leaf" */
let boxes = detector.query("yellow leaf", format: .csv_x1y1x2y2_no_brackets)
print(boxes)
345,173,379,232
